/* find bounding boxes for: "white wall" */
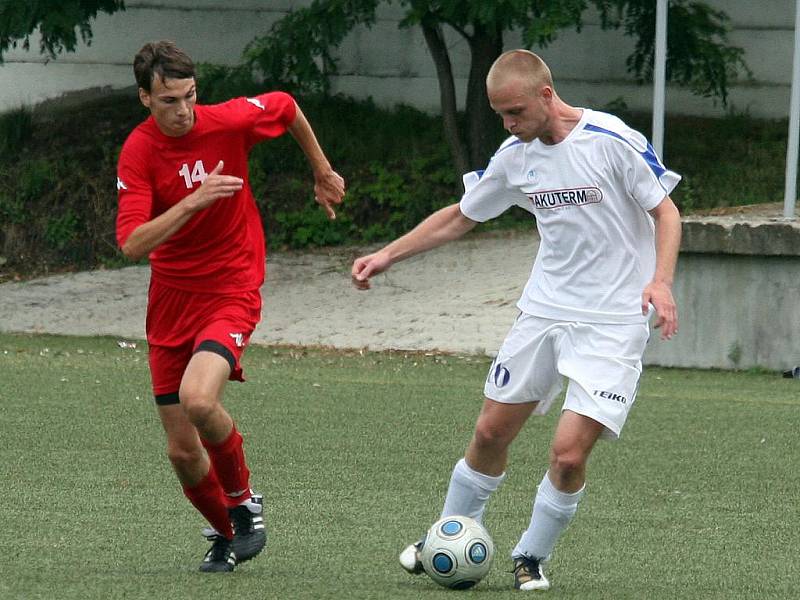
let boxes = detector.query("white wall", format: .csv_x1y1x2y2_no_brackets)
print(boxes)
0,0,794,118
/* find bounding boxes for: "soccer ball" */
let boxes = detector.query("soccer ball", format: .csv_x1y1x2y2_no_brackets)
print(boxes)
419,515,494,590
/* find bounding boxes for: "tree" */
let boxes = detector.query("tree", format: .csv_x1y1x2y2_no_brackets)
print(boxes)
245,0,749,175
0,0,748,175
0,1,125,61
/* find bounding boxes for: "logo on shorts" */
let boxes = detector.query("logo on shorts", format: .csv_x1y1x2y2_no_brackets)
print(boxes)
490,362,511,388
229,332,245,348
593,389,627,404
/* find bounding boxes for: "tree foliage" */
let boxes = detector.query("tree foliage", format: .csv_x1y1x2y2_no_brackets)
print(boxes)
246,0,748,172
244,0,379,93
0,1,125,62
614,1,748,103
0,0,748,173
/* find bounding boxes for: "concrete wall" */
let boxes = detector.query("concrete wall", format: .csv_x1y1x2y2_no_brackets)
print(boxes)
0,0,795,118
0,1,287,110
644,212,800,371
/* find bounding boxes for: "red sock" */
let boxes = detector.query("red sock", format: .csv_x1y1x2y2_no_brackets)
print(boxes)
182,469,234,539
201,425,251,507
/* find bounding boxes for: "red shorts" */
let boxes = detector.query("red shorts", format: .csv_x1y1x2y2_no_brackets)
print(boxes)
146,279,262,403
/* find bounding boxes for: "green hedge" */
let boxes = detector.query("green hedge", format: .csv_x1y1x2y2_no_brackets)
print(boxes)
0,77,790,279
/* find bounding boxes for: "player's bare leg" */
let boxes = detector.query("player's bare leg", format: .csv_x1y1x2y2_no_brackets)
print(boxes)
465,399,538,476
152,351,263,571
180,350,266,563
512,410,605,590
158,401,236,572
547,410,604,492
158,404,209,486
179,351,234,443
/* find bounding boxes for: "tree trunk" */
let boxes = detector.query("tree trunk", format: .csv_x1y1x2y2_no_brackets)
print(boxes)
465,24,504,170
420,21,470,188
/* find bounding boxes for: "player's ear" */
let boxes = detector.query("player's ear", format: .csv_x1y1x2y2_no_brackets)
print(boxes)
138,87,151,109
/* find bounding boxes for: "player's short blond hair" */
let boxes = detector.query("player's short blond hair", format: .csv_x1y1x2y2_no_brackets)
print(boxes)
487,50,554,95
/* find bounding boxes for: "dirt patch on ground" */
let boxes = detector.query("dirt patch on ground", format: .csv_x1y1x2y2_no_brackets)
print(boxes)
0,230,540,356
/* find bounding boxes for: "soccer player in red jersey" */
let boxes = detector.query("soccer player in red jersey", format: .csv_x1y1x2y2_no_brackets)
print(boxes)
115,41,345,572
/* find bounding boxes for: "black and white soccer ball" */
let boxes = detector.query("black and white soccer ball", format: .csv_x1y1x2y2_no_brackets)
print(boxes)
419,515,494,590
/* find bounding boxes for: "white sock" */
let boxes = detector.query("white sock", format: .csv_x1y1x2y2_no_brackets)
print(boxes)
512,471,585,560
440,458,506,522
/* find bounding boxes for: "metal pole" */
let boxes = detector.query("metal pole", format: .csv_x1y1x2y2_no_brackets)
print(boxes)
652,0,668,158
784,0,800,219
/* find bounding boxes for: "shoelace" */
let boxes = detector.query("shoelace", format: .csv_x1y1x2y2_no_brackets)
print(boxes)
512,556,542,579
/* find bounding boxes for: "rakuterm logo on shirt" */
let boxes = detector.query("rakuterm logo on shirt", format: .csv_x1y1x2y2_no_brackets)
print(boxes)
527,186,603,210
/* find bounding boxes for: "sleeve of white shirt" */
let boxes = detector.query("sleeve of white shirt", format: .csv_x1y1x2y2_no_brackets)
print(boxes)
618,136,681,211
459,156,527,222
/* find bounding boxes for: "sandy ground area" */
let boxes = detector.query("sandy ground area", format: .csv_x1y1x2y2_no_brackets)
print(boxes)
0,231,540,356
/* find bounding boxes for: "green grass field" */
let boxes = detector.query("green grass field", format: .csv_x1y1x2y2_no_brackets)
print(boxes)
1,333,797,599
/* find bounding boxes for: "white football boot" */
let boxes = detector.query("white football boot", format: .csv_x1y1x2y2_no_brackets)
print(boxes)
398,538,425,575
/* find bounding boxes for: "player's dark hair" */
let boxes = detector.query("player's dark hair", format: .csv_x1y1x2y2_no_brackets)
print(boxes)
133,41,195,92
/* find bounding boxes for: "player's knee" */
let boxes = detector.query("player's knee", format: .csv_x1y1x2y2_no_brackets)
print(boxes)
472,419,514,452
548,445,588,478
180,388,219,427
166,443,204,472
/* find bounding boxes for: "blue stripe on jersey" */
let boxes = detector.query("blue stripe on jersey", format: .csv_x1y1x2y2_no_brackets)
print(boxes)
494,138,524,157
472,139,523,179
583,123,666,180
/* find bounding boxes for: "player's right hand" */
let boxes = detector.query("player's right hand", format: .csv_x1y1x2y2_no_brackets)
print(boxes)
189,160,244,211
314,169,346,220
351,252,391,290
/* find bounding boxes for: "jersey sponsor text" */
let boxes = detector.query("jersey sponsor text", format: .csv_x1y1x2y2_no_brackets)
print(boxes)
528,186,603,210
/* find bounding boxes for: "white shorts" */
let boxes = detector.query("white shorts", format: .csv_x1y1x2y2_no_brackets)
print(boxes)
483,313,650,439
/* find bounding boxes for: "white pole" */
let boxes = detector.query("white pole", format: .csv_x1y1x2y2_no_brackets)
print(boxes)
652,0,668,158
783,0,800,219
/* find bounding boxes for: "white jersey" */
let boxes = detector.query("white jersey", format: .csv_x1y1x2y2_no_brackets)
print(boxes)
460,108,681,324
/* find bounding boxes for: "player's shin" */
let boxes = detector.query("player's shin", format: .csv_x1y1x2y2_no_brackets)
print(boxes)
183,468,235,539
512,471,584,561
201,423,251,506
441,458,506,522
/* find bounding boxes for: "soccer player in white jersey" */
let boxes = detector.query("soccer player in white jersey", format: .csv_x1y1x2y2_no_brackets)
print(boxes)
351,49,681,591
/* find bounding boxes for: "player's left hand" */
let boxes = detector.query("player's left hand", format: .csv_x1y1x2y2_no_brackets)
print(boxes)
351,251,392,290
642,280,678,340
314,169,345,220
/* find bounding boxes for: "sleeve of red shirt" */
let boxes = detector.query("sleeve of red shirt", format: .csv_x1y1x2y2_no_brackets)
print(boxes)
116,135,154,250
244,91,298,147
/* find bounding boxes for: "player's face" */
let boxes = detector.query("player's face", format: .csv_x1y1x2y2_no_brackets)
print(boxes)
488,78,550,143
139,75,197,137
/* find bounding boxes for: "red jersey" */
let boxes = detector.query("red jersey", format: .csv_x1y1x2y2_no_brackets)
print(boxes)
116,91,297,293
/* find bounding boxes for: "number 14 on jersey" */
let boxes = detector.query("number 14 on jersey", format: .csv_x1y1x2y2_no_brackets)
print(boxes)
178,160,208,189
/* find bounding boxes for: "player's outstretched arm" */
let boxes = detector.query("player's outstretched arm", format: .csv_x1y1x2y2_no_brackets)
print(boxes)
351,203,478,290
121,161,242,261
642,195,681,340
287,104,345,220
